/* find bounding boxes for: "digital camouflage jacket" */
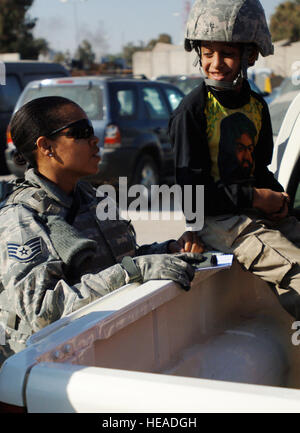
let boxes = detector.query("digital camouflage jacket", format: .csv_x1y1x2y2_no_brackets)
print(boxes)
0,169,171,365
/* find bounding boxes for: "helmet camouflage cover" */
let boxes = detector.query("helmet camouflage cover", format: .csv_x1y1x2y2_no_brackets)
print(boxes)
185,0,274,57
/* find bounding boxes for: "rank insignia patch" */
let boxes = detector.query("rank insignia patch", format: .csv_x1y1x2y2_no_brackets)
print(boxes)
7,237,42,263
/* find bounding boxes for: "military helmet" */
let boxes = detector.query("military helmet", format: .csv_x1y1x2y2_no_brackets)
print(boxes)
185,0,274,57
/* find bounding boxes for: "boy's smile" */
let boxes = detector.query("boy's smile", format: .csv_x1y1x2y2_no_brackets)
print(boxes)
200,41,242,86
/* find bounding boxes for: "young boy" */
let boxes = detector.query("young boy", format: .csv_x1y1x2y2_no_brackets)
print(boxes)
169,0,300,318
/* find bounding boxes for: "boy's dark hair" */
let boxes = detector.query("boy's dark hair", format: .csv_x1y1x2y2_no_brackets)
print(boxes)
10,96,80,168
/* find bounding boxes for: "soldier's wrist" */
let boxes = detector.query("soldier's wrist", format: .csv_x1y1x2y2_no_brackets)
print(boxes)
121,256,142,283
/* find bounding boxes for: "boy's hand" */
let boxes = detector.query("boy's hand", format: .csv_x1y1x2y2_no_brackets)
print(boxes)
253,188,290,218
268,200,289,221
168,231,205,254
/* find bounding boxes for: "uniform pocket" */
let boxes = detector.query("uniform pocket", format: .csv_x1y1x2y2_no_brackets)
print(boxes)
205,214,253,248
234,235,263,270
234,234,295,286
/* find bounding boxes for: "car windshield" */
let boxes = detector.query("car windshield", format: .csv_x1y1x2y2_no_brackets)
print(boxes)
19,85,103,120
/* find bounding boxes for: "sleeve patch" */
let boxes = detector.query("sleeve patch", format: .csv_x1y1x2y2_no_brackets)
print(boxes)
7,237,42,263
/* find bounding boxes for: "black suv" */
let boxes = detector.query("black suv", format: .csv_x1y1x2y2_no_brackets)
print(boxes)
0,61,70,174
6,76,184,190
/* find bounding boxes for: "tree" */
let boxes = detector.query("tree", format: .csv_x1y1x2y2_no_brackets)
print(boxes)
53,50,71,66
74,40,96,69
18,36,49,60
146,33,173,50
121,41,145,67
80,20,109,63
0,0,47,58
270,1,300,42
120,34,173,67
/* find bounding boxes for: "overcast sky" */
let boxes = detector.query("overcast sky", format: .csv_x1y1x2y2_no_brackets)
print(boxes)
29,0,283,59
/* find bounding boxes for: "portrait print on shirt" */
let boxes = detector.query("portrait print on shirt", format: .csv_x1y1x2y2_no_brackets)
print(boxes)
204,90,263,185
218,112,257,183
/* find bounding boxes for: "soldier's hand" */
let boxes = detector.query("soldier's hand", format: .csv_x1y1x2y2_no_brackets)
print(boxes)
168,231,205,254
122,253,204,291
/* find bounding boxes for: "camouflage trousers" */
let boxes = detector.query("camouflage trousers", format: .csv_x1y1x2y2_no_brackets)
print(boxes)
198,212,300,318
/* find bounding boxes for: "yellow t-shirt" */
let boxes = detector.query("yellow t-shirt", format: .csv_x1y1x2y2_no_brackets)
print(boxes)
204,90,263,182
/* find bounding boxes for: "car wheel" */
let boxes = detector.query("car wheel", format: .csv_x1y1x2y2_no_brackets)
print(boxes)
132,155,159,203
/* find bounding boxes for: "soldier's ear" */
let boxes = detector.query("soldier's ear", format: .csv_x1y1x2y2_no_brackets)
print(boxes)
36,136,53,158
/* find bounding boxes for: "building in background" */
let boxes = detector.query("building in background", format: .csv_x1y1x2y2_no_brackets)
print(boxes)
133,40,300,87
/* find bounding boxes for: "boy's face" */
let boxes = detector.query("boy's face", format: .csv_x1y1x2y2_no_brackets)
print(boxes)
201,41,242,86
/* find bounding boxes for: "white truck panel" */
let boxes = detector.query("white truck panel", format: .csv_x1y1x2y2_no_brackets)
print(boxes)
26,362,300,413
270,92,300,189
1,261,300,412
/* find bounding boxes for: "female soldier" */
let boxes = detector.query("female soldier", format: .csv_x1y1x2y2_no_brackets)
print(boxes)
0,96,204,364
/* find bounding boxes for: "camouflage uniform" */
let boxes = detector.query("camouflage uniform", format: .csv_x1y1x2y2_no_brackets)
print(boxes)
0,169,172,365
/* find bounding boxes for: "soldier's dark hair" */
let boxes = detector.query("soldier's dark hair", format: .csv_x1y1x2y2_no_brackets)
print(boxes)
10,96,80,168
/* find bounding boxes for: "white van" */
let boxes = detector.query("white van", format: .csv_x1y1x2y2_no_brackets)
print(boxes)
269,91,300,218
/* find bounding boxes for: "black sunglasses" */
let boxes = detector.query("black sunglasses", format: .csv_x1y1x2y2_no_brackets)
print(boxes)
47,119,95,140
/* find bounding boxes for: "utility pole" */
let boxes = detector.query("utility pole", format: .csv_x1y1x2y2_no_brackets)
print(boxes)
59,0,87,53
183,0,191,31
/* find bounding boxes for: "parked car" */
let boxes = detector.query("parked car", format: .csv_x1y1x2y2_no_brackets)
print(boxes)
6,76,184,192
0,61,70,174
269,76,300,139
155,74,204,95
155,74,203,95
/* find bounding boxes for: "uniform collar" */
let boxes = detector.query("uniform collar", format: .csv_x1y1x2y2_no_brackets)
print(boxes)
24,168,76,209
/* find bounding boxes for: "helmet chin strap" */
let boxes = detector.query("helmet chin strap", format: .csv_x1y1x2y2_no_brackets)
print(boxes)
204,73,243,90
194,44,252,91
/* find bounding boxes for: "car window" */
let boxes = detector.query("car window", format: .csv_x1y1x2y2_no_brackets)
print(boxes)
164,87,183,111
20,85,103,120
142,86,169,120
116,89,136,117
175,77,203,95
0,74,22,112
